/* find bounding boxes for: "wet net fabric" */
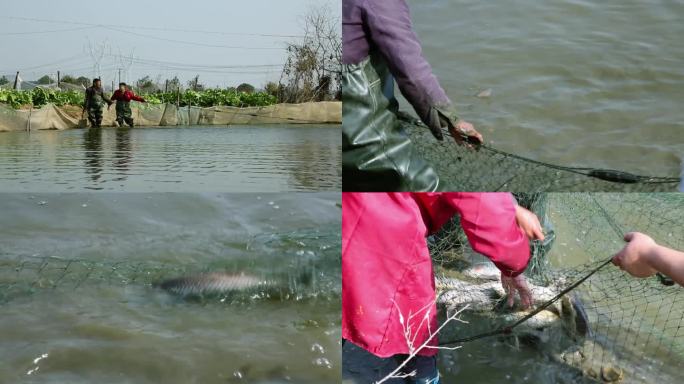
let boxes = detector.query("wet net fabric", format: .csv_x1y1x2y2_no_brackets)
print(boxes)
432,193,683,383
0,227,341,303
402,119,680,192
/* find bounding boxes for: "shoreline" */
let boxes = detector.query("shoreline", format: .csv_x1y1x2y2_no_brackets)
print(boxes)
0,101,341,131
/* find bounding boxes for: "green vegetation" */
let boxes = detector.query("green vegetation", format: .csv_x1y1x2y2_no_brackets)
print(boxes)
0,88,81,109
0,88,277,109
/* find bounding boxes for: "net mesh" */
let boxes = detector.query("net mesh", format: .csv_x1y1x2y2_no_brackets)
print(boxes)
401,118,681,192
432,193,683,383
0,227,341,304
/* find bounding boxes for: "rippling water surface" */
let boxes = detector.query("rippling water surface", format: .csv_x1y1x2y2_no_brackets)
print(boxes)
0,193,341,384
401,0,683,176
0,125,341,192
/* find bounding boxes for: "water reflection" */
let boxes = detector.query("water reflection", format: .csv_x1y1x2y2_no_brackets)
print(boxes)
0,126,341,191
113,127,132,181
83,128,103,185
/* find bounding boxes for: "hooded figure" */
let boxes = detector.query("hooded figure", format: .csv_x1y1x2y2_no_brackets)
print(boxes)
342,0,483,191
342,192,537,383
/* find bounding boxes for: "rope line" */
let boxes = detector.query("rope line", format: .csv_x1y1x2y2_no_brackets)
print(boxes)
399,115,680,185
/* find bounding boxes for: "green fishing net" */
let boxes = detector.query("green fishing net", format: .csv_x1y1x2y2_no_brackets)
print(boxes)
0,227,341,304
401,117,681,192
432,193,683,383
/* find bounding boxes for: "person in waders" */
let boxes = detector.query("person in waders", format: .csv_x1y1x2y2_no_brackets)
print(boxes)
82,78,112,128
342,0,484,192
342,193,545,383
110,83,146,127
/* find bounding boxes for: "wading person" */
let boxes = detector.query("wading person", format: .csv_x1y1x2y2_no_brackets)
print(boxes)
342,0,483,191
110,83,146,127
82,78,112,128
342,192,545,383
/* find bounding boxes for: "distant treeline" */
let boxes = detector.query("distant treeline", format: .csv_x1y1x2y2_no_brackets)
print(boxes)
0,88,279,109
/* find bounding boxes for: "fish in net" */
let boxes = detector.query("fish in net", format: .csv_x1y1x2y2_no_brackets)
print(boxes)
0,227,341,304
433,193,683,383
397,114,680,192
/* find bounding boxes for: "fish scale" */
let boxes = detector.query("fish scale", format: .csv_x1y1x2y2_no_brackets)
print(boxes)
156,272,278,297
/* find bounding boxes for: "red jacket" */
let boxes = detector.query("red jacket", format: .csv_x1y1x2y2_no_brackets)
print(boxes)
111,89,145,103
342,192,530,358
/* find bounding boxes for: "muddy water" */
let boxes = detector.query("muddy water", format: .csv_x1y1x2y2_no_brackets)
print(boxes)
402,0,683,177
0,193,341,384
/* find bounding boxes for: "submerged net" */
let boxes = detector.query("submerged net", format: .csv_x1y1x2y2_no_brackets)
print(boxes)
0,227,341,304
399,116,681,192
432,193,683,383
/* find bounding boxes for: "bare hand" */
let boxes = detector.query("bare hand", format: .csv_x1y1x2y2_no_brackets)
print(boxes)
448,120,483,148
612,232,658,278
501,273,532,309
515,206,545,241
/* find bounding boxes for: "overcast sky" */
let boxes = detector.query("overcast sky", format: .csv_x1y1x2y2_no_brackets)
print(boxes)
0,0,339,89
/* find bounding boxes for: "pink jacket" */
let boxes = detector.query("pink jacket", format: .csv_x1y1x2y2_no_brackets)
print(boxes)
342,192,530,358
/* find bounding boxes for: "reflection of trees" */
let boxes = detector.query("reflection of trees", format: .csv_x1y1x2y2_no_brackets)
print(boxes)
113,127,132,181
83,128,103,185
284,128,341,190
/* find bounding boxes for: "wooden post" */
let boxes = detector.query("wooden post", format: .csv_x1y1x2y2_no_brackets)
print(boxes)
13,71,19,90
57,71,61,88
165,79,168,93
27,106,32,132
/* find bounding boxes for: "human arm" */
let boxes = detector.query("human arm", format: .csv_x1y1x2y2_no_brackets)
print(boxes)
360,0,482,145
437,193,543,308
83,88,90,111
101,90,113,106
612,232,684,286
129,91,146,103
110,90,119,102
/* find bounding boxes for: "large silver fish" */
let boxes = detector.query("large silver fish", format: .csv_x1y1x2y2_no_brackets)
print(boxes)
155,272,278,298
436,262,590,342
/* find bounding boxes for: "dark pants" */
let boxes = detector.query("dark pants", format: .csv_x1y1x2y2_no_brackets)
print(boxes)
87,105,104,128
116,101,134,127
342,55,440,192
342,339,440,384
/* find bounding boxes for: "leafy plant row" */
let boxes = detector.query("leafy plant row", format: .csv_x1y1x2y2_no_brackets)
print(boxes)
0,88,278,109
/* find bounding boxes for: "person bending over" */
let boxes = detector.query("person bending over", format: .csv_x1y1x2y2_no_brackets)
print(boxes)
342,192,544,383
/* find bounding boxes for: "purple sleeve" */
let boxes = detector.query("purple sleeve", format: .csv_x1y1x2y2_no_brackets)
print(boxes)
361,0,451,121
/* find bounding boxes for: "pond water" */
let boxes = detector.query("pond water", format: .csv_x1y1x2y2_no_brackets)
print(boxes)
400,0,683,178
0,193,341,384
0,125,341,192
